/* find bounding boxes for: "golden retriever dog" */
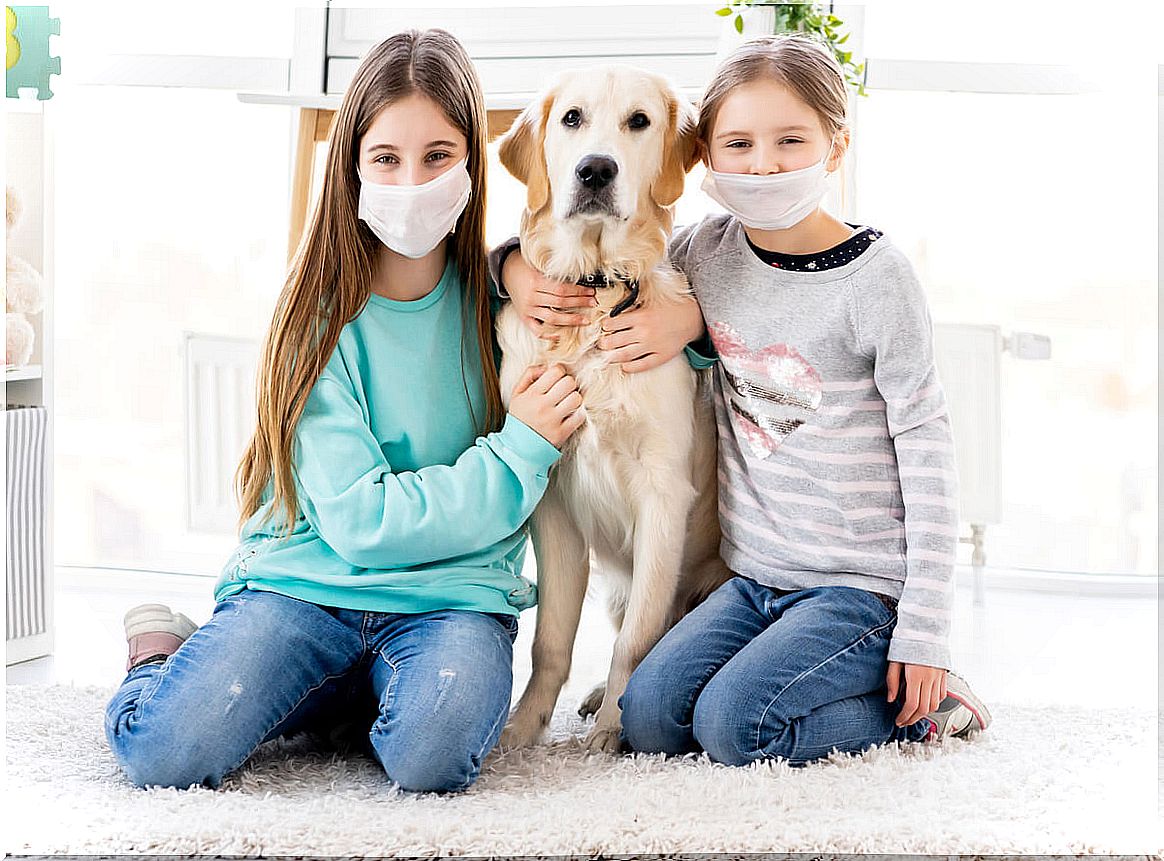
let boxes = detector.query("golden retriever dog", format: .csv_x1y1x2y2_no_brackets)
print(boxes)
495,65,730,753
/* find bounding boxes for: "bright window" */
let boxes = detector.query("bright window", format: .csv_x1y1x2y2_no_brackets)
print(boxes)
52,85,292,575
853,88,1157,576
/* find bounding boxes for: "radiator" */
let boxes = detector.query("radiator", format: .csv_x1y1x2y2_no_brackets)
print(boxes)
179,327,1018,549
932,323,1004,526
184,334,261,533
6,404,51,664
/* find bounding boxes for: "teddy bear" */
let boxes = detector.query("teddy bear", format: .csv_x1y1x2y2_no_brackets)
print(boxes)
6,184,44,369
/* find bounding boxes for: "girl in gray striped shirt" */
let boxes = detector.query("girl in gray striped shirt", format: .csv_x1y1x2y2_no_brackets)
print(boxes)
499,36,990,764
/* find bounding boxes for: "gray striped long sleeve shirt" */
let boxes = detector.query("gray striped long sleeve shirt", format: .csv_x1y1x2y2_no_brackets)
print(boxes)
673,215,959,668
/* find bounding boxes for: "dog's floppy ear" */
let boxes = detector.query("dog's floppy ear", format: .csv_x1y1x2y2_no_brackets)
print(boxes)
499,89,555,212
651,93,700,208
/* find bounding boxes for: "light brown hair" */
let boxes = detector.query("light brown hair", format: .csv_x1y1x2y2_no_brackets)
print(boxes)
236,29,502,536
696,35,849,150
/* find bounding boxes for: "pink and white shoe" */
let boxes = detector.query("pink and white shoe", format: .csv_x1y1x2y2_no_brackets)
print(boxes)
123,603,197,671
923,672,992,741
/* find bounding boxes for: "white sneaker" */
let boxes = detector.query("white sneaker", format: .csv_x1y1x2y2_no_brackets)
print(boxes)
923,672,992,741
123,603,197,671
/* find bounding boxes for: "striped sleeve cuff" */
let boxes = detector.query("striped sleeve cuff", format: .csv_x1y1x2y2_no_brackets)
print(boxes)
887,630,952,670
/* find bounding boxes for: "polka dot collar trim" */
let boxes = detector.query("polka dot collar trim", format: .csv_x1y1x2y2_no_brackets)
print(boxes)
746,224,884,272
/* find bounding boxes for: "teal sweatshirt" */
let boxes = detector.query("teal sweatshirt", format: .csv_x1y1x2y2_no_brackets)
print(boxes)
213,257,561,616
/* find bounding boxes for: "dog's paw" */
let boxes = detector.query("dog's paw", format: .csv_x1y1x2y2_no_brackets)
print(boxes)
498,724,540,751
498,709,550,751
577,682,607,719
582,722,624,755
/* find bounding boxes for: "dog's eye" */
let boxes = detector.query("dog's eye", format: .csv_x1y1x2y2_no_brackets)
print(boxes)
562,109,582,128
628,112,650,131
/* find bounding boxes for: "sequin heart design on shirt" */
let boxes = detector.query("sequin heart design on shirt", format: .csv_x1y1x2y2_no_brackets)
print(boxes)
709,321,822,459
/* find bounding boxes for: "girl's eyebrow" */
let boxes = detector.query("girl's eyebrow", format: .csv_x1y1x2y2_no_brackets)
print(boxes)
366,140,460,153
715,124,814,141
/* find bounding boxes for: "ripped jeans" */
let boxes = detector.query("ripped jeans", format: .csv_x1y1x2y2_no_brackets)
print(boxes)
105,589,518,792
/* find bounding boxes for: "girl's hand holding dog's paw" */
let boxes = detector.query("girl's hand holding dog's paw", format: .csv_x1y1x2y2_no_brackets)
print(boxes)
508,363,585,449
502,251,596,335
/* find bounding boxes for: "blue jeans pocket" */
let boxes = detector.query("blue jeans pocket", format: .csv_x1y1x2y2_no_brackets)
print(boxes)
872,591,899,615
848,588,898,637
488,612,520,642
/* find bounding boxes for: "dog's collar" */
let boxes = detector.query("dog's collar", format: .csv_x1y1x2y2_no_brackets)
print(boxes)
577,271,640,318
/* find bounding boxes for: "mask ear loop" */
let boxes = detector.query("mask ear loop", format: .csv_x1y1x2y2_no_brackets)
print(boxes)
449,170,472,236
822,134,849,215
822,137,839,175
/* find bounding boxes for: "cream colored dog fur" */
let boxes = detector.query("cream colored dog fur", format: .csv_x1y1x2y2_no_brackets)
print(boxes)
495,66,730,753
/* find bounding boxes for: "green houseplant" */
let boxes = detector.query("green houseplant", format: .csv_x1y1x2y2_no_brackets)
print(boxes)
715,1,866,95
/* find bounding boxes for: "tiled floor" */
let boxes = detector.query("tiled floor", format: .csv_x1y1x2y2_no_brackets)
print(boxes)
7,565,1159,712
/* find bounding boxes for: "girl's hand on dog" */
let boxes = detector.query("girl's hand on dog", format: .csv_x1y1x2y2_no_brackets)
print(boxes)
508,363,585,449
597,297,706,374
502,251,596,335
502,250,708,373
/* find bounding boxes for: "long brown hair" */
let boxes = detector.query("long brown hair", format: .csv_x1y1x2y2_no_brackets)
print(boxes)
236,29,503,537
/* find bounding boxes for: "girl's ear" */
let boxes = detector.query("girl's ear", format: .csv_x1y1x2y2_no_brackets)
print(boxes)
499,90,554,212
827,127,852,172
651,94,700,208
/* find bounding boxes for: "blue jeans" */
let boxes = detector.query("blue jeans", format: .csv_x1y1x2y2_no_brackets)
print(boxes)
620,577,931,765
105,589,518,792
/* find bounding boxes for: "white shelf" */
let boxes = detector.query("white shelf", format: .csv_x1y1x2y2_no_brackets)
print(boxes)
238,91,341,110
237,90,536,110
6,104,55,666
238,88,707,112
6,363,43,382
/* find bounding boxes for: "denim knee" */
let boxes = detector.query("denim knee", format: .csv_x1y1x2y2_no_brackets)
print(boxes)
372,734,482,793
106,684,229,788
692,680,790,766
113,723,231,789
693,706,767,766
619,663,693,755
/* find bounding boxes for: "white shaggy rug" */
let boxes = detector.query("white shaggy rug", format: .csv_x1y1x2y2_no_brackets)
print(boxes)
4,684,1160,856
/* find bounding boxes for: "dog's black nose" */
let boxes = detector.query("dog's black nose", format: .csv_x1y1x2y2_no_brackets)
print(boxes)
575,155,618,190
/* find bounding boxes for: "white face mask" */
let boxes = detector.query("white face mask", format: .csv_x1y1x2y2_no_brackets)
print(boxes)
357,160,472,259
700,145,836,230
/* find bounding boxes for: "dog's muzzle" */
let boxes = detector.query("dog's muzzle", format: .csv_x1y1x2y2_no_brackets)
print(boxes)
566,154,620,218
